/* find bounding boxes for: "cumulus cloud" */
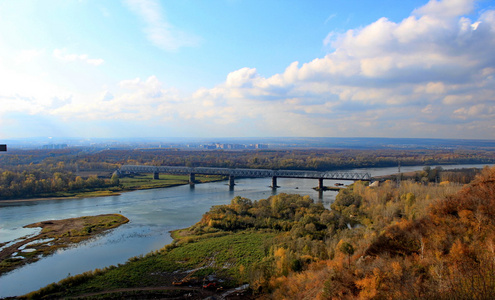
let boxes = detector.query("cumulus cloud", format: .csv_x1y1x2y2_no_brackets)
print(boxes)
125,0,201,51
53,48,104,66
178,0,495,138
3,0,495,139
413,0,475,19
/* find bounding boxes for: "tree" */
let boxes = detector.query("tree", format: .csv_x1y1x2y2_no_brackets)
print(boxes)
337,240,355,268
110,173,120,186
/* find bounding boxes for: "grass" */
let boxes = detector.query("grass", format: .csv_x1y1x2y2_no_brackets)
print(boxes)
164,230,274,277
23,174,226,200
119,173,226,190
27,229,277,298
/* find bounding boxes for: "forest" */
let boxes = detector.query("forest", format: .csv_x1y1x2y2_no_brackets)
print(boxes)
26,166,495,299
262,165,495,299
1,147,494,200
0,167,120,200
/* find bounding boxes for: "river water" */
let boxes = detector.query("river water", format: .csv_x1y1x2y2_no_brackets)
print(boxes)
0,164,491,297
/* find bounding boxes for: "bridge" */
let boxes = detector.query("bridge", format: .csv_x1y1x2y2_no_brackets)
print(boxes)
118,165,372,189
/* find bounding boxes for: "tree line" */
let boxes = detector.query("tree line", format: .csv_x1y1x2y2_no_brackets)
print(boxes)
2,147,495,171
0,147,493,200
0,169,119,199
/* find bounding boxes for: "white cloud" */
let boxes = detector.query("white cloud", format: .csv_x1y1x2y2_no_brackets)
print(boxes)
413,0,475,20
176,0,495,138
125,0,201,51
225,68,259,88
454,103,495,119
2,0,495,139
53,48,104,66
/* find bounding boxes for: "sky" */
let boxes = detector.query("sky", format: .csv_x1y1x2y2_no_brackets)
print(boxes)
0,0,494,140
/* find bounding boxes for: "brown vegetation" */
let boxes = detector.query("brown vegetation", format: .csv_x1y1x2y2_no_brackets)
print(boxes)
265,166,495,299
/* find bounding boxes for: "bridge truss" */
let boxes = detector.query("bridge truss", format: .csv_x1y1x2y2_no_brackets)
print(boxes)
119,165,371,188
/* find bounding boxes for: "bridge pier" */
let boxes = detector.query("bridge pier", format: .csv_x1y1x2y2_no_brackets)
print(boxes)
271,176,278,188
318,178,324,190
119,166,372,190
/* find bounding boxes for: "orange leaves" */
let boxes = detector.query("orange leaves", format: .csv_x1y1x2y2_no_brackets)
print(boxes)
458,209,473,222
355,269,380,299
267,167,495,299
391,261,403,278
449,240,470,263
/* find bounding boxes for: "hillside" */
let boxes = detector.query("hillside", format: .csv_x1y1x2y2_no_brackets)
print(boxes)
24,167,495,299
266,166,495,299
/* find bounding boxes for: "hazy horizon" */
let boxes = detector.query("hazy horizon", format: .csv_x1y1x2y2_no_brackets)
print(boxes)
1,0,494,140
4,136,495,151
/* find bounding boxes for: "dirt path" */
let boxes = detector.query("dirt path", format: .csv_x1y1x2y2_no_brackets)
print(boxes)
67,284,254,300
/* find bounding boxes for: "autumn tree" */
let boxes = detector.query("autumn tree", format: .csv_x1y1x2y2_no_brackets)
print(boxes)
337,240,355,268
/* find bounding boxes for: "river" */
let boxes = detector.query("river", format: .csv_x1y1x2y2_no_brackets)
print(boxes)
0,164,491,297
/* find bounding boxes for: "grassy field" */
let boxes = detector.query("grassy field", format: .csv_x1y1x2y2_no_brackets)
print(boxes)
119,173,226,190
26,229,276,298
22,174,227,200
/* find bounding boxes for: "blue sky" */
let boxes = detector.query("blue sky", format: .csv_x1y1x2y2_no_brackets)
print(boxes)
0,0,494,139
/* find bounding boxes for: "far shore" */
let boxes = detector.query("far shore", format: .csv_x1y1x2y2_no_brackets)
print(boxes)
2,165,489,203
0,194,119,203
0,174,226,203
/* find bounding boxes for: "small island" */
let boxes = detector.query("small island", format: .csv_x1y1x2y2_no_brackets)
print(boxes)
0,214,129,276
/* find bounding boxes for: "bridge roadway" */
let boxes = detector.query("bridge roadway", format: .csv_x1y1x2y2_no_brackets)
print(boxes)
119,165,372,189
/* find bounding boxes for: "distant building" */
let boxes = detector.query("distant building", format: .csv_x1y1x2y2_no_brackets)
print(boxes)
41,144,68,149
201,144,217,149
199,143,268,150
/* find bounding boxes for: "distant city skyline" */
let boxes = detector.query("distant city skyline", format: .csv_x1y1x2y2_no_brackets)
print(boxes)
1,0,494,139
4,136,495,151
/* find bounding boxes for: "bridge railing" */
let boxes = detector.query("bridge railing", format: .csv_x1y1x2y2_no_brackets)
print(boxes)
119,165,372,181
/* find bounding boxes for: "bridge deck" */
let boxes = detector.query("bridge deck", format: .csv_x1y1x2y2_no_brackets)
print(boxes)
119,165,371,181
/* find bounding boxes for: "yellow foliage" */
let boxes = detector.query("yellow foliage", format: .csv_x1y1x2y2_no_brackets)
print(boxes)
391,261,402,278
356,274,379,299
458,209,473,224
274,247,287,258
268,167,495,299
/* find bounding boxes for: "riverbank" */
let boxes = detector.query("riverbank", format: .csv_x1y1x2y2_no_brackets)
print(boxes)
0,214,129,276
22,193,325,299
0,174,226,203
24,228,274,299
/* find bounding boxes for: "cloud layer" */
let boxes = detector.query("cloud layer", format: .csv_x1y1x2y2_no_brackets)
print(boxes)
1,0,494,139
